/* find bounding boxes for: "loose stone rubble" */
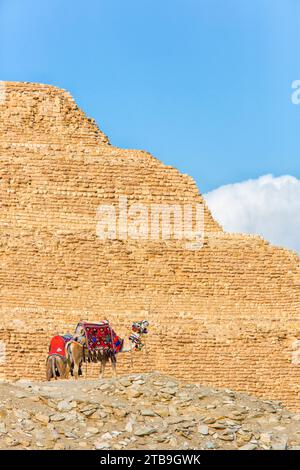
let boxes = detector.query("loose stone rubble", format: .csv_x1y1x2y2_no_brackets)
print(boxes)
0,373,299,450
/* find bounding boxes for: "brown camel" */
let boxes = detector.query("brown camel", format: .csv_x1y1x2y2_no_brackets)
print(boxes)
66,321,148,379
46,355,69,381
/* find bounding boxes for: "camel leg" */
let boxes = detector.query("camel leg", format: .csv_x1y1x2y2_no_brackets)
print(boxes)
46,357,52,381
64,362,70,379
65,344,72,379
73,362,79,380
111,355,117,380
72,347,79,380
52,357,58,380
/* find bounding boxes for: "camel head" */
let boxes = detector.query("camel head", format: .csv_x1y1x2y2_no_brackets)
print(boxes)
120,320,149,353
73,325,87,346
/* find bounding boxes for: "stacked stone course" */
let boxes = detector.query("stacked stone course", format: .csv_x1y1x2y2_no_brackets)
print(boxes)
0,82,299,410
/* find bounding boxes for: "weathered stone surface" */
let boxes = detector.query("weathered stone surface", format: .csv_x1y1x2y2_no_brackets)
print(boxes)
34,413,50,425
239,443,258,451
94,441,109,450
57,400,75,412
198,424,209,435
0,423,7,434
50,413,66,422
134,427,157,437
140,409,157,417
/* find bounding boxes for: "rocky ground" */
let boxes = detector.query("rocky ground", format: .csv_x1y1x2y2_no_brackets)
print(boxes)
0,372,299,450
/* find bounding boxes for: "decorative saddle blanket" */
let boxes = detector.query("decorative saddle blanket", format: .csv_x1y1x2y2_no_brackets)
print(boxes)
48,334,72,358
76,321,123,354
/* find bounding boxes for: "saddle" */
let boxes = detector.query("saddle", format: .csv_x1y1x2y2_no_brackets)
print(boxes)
75,321,123,362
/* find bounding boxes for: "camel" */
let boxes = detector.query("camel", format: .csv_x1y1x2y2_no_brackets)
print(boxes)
65,321,148,380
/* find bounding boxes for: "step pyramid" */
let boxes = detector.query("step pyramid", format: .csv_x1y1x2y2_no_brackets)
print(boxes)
0,82,299,410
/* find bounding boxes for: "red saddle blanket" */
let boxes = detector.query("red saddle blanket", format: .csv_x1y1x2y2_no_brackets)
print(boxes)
76,321,123,354
48,335,72,358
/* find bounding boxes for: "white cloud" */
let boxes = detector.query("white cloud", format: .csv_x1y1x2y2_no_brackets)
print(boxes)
204,174,300,254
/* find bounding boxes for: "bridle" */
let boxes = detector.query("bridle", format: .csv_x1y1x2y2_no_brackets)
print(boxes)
128,320,149,351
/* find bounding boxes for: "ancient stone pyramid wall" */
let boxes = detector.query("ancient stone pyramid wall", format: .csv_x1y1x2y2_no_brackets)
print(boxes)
1,82,299,410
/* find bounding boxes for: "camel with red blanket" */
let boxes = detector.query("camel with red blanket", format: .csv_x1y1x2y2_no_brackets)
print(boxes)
66,320,149,379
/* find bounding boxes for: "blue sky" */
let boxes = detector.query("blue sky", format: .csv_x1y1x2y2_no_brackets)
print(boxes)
1,0,300,194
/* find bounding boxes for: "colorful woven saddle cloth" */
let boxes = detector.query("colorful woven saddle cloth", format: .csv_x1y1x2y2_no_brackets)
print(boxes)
48,334,72,358
76,321,123,354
